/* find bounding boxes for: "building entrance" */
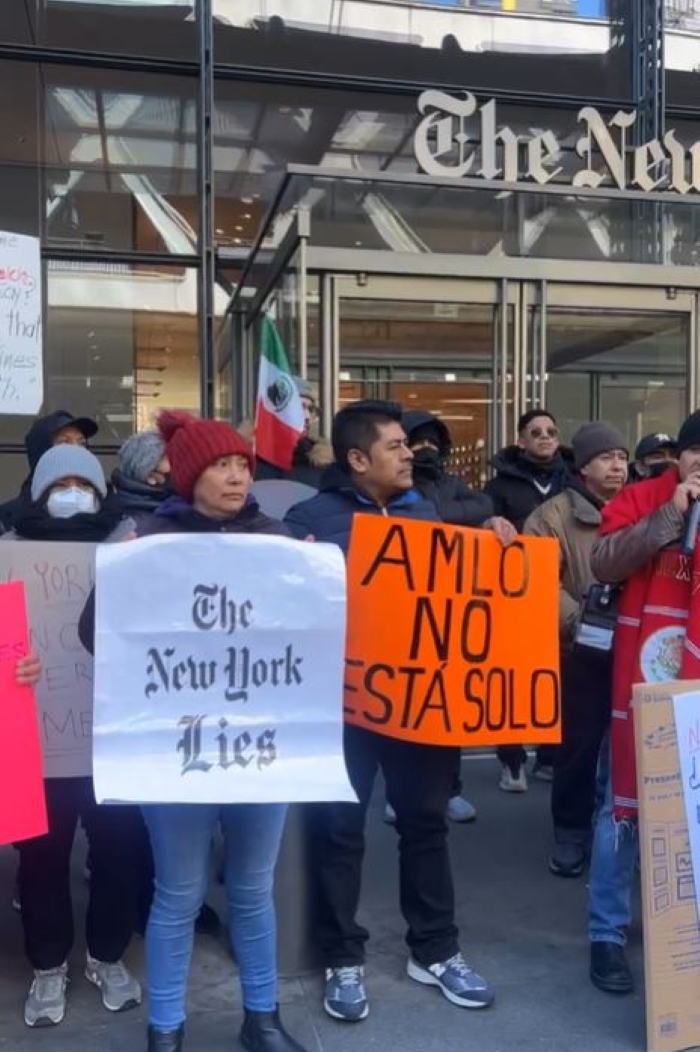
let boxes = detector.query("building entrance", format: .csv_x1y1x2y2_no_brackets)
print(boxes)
331,276,694,484
224,171,700,481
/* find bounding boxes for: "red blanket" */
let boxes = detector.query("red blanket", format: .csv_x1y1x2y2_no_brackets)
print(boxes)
599,469,700,820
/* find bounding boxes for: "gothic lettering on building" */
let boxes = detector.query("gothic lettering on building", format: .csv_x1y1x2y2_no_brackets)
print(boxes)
413,90,700,194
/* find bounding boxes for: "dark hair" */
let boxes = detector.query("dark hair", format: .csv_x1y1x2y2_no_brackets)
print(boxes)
517,408,557,435
332,399,403,472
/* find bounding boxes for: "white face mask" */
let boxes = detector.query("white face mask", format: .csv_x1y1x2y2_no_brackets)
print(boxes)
46,486,98,519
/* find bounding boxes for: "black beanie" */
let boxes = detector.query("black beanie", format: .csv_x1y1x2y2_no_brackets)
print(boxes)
677,410,700,454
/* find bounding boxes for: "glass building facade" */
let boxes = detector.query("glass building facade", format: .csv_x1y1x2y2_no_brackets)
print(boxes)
2,0,700,487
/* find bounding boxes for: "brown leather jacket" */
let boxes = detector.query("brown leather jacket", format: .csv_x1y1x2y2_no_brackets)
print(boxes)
590,500,685,584
523,484,603,646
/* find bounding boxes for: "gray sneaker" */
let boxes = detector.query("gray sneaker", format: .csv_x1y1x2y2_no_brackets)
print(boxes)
24,963,68,1027
85,955,141,1012
323,966,369,1022
407,952,495,1009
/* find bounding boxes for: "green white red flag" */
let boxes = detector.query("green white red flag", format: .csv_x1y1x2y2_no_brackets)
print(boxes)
254,314,305,470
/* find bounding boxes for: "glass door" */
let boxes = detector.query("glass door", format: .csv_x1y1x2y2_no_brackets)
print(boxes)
533,284,698,448
332,276,515,488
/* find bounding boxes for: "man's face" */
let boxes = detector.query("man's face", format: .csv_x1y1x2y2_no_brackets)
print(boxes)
518,415,559,461
409,437,440,454
636,447,677,478
53,424,86,447
348,421,413,496
679,446,700,481
580,450,628,497
301,395,315,435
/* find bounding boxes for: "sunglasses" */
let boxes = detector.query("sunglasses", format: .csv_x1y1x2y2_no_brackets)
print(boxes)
528,426,559,439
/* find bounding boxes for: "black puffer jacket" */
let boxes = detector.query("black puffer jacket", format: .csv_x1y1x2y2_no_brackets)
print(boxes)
484,445,573,532
402,410,493,527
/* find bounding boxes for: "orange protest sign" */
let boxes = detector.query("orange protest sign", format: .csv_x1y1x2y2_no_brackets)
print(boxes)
344,516,561,747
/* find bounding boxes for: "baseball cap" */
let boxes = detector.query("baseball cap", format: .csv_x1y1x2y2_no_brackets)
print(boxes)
634,433,677,461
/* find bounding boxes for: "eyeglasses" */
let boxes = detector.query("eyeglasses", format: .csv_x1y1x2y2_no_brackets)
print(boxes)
528,426,558,439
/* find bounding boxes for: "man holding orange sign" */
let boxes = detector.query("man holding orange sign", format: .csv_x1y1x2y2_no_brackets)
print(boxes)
286,399,560,1028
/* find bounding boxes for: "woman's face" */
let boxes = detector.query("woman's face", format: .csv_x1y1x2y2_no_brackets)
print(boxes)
192,455,251,519
46,476,99,518
147,454,171,487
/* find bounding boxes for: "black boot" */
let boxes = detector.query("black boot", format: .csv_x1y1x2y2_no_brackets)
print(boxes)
147,1025,184,1051
590,942,633,994
240,1008,308,1052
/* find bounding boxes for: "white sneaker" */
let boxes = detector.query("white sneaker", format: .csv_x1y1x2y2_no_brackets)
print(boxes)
85,955,141,1012
446,796,477,823
24,963,68,1027
384,802,397,824
498,764,528,793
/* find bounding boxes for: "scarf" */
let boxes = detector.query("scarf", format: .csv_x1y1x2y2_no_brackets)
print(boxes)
600,468,700,820
12,496,125,542
112,468,172,512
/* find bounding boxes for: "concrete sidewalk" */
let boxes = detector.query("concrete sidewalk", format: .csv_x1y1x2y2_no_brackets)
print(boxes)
0,755,645,1051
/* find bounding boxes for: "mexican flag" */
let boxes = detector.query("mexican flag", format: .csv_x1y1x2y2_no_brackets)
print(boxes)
255,314,305,470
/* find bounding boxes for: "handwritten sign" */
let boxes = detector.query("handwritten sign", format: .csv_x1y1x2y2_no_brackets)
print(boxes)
0,542,95,777
92,533,356,805
0,582,47,844
344,517,561,747
0,230,42,414
671,690,700,919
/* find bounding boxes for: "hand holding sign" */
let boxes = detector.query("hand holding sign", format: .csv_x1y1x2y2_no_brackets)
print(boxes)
16,652,42,686
344,517,561,748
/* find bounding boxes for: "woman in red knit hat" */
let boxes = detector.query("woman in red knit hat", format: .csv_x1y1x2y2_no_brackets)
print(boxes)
137,412,307,1052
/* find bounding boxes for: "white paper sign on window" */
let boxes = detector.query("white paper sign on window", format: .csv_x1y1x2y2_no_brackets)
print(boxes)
0,230,42,415
93,533,356,805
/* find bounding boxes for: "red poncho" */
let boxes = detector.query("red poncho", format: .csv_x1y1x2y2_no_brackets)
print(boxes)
600,469,700,820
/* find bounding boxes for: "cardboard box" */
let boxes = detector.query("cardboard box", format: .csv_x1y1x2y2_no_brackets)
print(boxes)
634,680,700,1052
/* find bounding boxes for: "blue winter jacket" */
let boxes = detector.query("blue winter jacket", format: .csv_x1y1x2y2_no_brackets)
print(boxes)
284,465,440,554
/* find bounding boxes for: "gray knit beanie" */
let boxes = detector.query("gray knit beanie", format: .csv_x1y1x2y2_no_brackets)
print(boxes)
572,422,627,470
119,430,166,483
31,445,107,502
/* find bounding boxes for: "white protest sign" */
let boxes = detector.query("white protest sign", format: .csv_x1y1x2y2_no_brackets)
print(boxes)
672,690,700,917
0,230,42,415
0,541,94,778
93,533,356,805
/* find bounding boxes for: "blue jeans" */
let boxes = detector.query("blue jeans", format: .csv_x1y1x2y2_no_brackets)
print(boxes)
142,803,287,1030
587,737,639,946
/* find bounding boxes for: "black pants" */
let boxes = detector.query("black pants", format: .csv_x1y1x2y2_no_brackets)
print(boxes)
551,649,612,841
17,777,141,970
496,743,557,772
310,725,459,969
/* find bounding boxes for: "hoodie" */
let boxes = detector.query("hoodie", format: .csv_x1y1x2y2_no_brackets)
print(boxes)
402,410,493,527
0,411,99,532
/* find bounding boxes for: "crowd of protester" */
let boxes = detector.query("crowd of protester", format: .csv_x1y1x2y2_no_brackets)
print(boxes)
1,376,695,1052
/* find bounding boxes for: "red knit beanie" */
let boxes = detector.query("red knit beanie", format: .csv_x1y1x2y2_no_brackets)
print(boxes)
157,410,255,502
